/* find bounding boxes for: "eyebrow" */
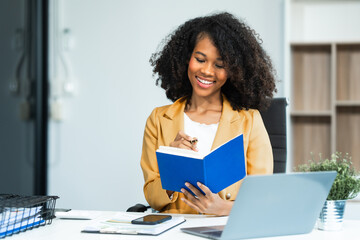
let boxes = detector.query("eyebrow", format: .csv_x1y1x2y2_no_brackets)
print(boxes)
195,51,223,61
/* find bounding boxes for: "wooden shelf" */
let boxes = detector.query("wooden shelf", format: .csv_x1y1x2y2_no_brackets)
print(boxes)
336,44,360,101
291,45,331,112
336,101,360,106
291,42,360,170
292,117,331,167
291,111,332,117
336,106,360,170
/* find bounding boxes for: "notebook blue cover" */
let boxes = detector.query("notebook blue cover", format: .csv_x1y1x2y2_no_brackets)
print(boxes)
156,134,246,193
0,219,44,237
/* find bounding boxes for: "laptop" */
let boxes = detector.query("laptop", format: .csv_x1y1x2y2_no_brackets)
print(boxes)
181,171,337,239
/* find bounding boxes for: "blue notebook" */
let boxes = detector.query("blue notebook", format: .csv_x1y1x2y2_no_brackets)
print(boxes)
156,134,246,193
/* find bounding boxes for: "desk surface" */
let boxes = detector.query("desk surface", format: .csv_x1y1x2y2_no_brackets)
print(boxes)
5,209,360,240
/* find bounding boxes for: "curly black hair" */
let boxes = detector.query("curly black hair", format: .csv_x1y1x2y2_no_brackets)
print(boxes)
150,12,277,110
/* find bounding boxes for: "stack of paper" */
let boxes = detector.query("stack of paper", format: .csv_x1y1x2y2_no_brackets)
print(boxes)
82,213,185,236
56,210,101,220
0,206,44,237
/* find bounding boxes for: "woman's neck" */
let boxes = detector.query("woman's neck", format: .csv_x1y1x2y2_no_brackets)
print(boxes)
184,94,223,124
187,96,222,111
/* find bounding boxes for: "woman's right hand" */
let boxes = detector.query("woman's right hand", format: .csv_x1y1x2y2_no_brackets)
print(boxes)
170,130,198,151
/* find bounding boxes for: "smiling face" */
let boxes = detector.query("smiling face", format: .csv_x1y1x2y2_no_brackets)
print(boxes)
187,35,228,100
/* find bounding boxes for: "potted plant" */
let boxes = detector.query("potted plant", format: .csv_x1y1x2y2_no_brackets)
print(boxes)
296,152,360,231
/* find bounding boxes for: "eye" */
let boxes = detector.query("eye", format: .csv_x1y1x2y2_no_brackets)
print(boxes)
195,57,205,63
215,64,224,69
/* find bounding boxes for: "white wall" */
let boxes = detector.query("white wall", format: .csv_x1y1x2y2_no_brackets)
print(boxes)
47,0,285,211
290,0,360,42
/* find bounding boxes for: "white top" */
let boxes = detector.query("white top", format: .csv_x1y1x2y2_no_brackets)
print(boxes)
184,113,219,156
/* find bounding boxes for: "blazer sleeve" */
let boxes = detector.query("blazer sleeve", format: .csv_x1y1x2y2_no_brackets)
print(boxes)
246,110,273,175
140,108,179,211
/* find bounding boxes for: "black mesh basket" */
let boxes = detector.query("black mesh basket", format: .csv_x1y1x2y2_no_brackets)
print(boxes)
0,194,59,238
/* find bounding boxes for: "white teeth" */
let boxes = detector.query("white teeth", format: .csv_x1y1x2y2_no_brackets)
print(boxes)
196,77,213,85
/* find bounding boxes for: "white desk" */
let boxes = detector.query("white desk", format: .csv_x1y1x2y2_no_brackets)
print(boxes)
5,209,360,240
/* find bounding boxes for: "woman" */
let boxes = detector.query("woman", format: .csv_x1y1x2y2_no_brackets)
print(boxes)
140,12,276,215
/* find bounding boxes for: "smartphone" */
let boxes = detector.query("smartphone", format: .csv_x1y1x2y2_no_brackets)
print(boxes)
131,214,172,225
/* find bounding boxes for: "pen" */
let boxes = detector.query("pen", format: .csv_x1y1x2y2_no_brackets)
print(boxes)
100,228,138,234
106,219,131,224
189,139,198,145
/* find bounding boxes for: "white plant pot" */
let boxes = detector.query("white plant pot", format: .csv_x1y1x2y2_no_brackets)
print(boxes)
317,200,346,231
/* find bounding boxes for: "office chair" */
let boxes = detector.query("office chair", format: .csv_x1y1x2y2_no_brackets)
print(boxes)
127,98,288,212
259,98,288,173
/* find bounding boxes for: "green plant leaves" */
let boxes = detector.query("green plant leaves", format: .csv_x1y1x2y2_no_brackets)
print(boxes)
296,152,360,200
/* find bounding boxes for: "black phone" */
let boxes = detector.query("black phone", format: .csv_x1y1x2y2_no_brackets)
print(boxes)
131,214,172,225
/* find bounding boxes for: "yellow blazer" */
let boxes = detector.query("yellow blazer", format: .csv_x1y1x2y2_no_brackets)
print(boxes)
140,96,273,214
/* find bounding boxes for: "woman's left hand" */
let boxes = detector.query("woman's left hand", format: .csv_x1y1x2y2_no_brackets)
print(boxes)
180,182,233,216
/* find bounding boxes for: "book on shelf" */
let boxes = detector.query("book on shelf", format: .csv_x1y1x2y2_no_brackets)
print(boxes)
156,134,246,193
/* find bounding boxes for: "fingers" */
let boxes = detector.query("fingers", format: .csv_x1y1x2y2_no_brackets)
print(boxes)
170,131,198,151
170,137,193,149
185,182,205,200
180,185,199,202
180,197,203,213
180,138,194,149
189,138,198,151
181,185,205,213
175,130,192,142
181,182,230,216
197,182,213,197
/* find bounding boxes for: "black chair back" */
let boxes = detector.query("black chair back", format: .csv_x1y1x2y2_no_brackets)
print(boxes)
260,98,287,173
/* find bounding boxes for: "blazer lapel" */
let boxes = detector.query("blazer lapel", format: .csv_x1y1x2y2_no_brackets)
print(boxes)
159,98,187,145
211,96,244,150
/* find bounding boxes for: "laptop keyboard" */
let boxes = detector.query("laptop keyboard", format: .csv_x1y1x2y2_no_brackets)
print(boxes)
200,229,223,238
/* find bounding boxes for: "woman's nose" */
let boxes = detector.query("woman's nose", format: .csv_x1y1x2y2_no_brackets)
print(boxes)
200,63,214,76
